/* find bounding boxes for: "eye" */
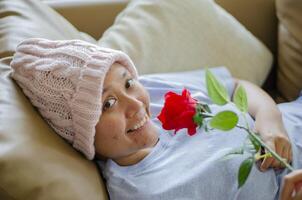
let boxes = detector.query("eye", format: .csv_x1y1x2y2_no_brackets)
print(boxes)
102,98,116,111
125,78,135,89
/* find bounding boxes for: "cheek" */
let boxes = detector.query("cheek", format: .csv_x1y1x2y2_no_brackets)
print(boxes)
96,119,124,140
94,117,125,152
135,137,148,147
139,85,150,105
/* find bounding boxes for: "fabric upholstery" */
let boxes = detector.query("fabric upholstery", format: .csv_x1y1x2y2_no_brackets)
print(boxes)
276,0,302,101
0,0,107,199
98,0,273,86
0,58,107,200
215,0,277,55
0,0,96,58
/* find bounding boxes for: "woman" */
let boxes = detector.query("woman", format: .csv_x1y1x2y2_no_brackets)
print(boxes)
10,38,302,199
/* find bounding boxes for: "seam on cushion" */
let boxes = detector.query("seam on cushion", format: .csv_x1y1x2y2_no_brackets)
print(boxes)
0,52,15,59
0,10,21,18
0,185,17,200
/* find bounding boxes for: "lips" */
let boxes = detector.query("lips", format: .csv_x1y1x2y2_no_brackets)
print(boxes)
127,113,149,133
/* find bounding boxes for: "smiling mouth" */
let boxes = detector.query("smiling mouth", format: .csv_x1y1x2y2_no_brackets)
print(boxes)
127,113,149,133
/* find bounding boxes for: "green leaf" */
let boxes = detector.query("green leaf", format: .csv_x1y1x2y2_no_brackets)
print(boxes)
238,157,254,188
233,85,248,113
210,111,238,131
220,147,244,161
242,136,260,154
248,135,261,153
206,69,230,105
202,104,212,113
196,104,203,113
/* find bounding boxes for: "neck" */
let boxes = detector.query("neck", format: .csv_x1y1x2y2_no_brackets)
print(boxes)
114,148,152,166
113,138,160,166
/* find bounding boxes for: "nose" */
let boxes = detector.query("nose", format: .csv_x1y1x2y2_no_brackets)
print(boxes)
123,94,143,119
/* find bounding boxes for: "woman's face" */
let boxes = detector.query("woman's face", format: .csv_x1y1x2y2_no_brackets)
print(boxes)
95,63,159,165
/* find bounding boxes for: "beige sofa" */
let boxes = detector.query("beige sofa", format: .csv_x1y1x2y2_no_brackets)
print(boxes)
57,0,300,102
52,0,277,50
0,0,301,199
51,0,278,92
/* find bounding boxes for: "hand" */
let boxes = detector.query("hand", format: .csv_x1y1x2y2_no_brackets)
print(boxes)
280,170,302,200
259,131,292,171
254,109,292,171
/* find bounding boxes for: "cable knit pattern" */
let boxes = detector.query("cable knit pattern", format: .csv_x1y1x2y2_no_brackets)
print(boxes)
10,38,138,160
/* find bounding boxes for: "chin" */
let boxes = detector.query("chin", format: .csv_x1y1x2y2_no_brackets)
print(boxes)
147,125,159,144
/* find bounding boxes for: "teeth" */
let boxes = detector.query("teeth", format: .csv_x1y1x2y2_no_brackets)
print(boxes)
129,114,148,133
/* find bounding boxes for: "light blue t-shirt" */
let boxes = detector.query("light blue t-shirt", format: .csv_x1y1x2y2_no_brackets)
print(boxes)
97,67,302,200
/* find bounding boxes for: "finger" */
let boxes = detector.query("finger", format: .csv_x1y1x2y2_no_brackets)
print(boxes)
274,138,292,168
284,146,292,166
293,190,302,200
286,170,302,182
278,145,290,168
268,141,285,168
271,144,285,168
296,182,302,193
288,147,293,163
284,139,293,162
261,156,274,171
281,141,293,167
281,175,295,200
281,170,302,200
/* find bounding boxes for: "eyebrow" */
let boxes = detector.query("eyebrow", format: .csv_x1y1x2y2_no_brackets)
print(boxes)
102,69,127,95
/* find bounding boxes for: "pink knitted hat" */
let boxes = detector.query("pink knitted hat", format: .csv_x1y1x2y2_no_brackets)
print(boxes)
10,38,138,160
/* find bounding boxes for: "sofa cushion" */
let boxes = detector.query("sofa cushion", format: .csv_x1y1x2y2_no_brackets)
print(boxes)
0,58,107,200
0,0,107,199
98,0,273,86
276,0,302,101
0,0,96,58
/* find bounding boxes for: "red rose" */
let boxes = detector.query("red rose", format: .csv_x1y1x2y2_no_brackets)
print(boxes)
157,88,198,135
